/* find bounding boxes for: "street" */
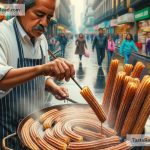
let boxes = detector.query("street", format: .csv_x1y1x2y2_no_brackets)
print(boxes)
49,40,124,105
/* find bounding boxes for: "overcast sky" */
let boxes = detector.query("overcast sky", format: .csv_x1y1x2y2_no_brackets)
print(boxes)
70,0,85,32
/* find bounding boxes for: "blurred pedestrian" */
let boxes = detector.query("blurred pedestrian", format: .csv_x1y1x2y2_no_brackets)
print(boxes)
92,28,107,67
49,34,56,52
145,32,150,56
107,35,115,67
90,34,94,43
114,33,119,44
75,33,87,62
58,33,68,57
134,32,138,43
120,33,138,64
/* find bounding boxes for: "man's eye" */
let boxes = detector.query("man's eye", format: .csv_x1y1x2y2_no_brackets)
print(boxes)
36,13,44,18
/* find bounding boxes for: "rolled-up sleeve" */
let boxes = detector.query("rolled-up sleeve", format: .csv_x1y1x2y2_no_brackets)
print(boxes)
0,34,13,98
0,66,13,80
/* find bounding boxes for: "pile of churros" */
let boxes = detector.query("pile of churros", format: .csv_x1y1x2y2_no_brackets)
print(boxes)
20,59,149,149
102,60,150,138
21,107,130,150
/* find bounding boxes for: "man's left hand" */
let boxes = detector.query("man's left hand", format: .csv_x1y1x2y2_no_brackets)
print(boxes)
45,78,69,100
52,85,69,100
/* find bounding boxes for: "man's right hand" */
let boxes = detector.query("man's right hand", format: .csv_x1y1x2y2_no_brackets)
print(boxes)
38,58,75,81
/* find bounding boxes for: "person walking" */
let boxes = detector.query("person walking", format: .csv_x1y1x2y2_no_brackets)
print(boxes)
107,35,115,67
92,28,107,67
49,34,57,52
75,33,87,62
58,33,68,57
145,32,150,56
0,0,75,149
120,33,138,64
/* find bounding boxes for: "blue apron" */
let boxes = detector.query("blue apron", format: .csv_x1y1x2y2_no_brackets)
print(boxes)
0,18,45,149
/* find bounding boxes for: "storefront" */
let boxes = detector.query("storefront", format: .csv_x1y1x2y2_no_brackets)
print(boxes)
104,20,111,34
114,13,135,47
116,13,135,39
110,19,118,35
134,7,150,53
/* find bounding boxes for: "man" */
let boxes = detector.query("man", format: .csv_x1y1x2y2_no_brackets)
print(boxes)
92,28,107,67
58,33,68,57
0,0,75,149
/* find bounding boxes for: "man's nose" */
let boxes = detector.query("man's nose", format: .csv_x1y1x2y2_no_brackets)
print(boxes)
40,16,48,27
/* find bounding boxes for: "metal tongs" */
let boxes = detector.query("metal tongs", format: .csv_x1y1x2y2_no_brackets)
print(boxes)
65,97,78,103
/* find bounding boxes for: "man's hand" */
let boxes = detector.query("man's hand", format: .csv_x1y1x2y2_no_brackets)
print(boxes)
45,78,69,100
38,58,75,81
52,86,69,100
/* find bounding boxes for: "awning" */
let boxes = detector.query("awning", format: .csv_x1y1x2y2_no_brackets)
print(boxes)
117,13,135,24
110,19,118,27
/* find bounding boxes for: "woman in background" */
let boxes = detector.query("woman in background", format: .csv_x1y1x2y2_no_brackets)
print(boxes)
107,35,115,67
145,32,150,56
120,33,138,64
75,33,87,61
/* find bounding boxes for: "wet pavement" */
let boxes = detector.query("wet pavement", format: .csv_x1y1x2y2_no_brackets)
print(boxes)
46,40,150,133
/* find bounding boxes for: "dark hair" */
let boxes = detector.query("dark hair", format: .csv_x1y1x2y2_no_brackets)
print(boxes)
98,28,103,31
108,34,112,39
23,0,35,11
126,33,133,41
79,33,84,37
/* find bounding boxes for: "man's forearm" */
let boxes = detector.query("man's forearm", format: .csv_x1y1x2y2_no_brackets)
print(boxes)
0,66,42,91
45,77,58,92
0,57,75,91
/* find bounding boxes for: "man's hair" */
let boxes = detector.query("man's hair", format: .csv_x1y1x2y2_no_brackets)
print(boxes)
22,0,58,11
23,0,35,11
17,0,35,11
98,28,103,31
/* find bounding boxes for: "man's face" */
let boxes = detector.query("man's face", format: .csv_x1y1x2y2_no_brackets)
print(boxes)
19,0,56,38
99,29,103,34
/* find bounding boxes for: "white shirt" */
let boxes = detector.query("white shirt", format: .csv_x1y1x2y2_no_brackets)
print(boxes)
0,17,49,98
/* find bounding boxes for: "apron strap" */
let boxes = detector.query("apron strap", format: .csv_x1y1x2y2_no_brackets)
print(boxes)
40,45,44,63
13,18,25,66
13,18,45,66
